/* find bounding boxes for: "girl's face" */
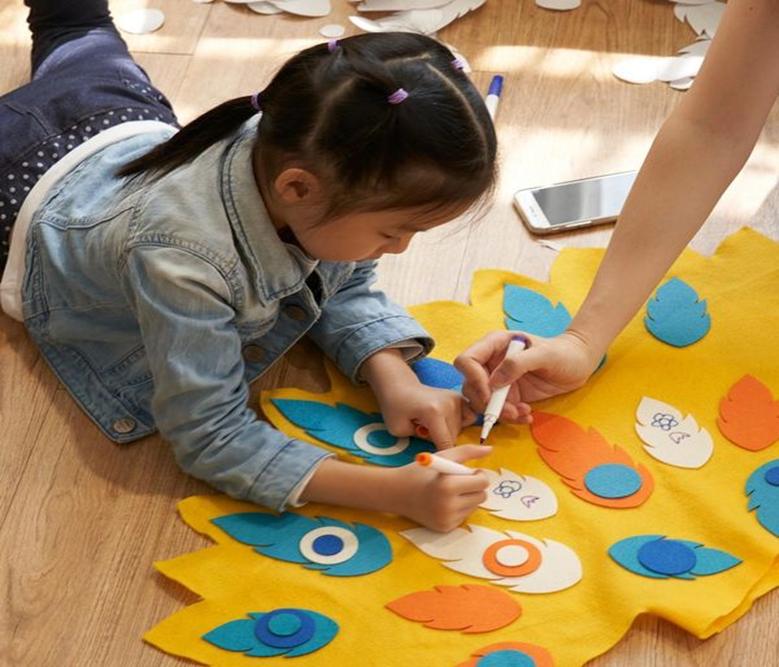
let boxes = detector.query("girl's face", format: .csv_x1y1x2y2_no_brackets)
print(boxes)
292,208,456,262
260,165,468,262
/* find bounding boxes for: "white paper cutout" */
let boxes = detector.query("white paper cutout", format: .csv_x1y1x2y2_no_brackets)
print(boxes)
672,1,725,37
669,77,694,91
400,524,582,593
350,0,485,35
480,468,558,521
358,0,451,10
535,0,581,11
269,0,332,17
635,397,714,469
248,2,284,13
320,23,346,37
612,53,703,86
117,8,166,34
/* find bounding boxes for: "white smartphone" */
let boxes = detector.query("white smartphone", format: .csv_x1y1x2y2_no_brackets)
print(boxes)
514,170,638,235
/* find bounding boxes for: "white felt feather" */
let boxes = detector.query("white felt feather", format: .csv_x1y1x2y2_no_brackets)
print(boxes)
350,0,485,35
400,524,582,593
635,397,714,469
480,468,558,521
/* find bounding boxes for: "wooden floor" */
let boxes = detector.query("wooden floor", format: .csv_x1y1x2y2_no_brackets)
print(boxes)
1,1,778,665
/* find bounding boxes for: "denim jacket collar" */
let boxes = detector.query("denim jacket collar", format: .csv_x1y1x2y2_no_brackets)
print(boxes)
220,117,318,304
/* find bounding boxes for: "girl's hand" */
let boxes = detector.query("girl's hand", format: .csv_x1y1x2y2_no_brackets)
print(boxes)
455,330,600,423
390,444,492,532
376,382,476,450
362,349,476,450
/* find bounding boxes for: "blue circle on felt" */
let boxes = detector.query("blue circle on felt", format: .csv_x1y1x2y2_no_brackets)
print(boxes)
367,429,400,449
255,609,315,648
637,539,696,576
764,466,779,487
477,650,535,667
584,464,642,499
312,534,344,556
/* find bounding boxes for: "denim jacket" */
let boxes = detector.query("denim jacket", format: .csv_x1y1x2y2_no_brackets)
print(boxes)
21,117,433,510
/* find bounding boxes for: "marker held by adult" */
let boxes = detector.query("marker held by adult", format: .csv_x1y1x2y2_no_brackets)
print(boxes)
479,334,529,443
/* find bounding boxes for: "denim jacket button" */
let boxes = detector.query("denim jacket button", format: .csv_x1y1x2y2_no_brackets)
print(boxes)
112,418,136,434
243,344,265,363
283,304,307,321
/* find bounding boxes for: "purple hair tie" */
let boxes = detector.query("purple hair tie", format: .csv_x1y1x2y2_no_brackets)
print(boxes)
327,39,339,53
250,92,261,112
451,56,466,71
387,88,409,105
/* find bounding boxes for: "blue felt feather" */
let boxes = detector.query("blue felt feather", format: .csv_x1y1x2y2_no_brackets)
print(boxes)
203,610,338,657
271,398,434,466
503,285,572,337
411,357,464,391
644,277,711,347
746,459,779,537
212,512,392,576
609,535,740,580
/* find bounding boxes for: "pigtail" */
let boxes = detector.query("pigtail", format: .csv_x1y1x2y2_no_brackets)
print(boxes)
116,95,260,178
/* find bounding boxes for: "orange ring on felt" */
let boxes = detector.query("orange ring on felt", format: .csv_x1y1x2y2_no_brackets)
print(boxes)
482,539,542,577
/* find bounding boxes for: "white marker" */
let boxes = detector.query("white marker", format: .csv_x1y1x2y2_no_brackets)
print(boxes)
484,75,504,121
415,452,475,476
480,335,528,443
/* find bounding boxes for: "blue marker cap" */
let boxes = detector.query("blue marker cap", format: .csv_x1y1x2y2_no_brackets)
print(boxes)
488,75,504,97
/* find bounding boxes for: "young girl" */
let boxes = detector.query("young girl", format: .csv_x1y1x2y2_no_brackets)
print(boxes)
1,1,497,532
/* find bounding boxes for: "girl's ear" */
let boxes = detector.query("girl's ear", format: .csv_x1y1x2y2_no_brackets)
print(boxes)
273,168,322,204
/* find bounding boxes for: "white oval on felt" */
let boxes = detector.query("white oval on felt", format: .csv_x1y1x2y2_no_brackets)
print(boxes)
298,526,359,565
496,544,530,567
353,423,410,456
117,8,165,34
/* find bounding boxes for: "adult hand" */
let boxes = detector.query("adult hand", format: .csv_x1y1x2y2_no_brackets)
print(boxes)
455,330,600,422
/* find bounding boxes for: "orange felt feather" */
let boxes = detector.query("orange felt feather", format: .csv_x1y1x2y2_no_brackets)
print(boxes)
530,412,654,508
458,641,555,667
717,375,779,451
385,584,521,633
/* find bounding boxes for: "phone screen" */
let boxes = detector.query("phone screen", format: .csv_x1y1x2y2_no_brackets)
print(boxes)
532,171,637,226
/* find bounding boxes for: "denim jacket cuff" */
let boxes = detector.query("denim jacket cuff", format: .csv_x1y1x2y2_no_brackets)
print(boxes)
248,439,335,512
335,315,434,384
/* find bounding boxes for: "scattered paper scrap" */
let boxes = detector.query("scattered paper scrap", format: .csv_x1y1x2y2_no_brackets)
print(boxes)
350,0,485,35
117,8,165,34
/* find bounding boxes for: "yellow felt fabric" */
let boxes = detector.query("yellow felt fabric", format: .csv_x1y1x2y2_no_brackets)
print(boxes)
145,229,779,667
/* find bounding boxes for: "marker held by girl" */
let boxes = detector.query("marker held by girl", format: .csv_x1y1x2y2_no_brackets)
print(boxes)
416,452,476,475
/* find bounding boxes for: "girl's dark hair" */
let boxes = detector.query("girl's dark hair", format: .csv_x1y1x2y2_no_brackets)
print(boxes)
118,32,497,218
